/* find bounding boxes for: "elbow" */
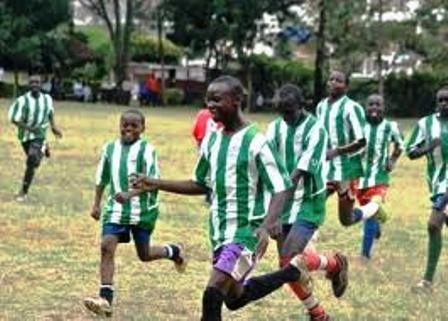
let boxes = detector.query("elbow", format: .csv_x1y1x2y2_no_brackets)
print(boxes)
358,138,366,148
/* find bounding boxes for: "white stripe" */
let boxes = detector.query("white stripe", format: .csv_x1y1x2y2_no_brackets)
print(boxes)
111,141,123,222
209,134,222,244
328,101,342,181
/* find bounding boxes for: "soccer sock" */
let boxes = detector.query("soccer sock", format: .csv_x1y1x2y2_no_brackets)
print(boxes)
301,249,332,273
201,287,224,321
352,202,379,223
225,265,300,310
99,284,114,305
164,244,180,261
424,231,442,282
362,218,379,258
22,164,36,194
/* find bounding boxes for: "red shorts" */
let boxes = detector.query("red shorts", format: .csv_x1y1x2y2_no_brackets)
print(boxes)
356,185,388,206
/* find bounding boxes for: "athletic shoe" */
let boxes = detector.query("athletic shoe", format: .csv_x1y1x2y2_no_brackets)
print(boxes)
15,193,28,202
310,313,333,321
411,279,433,293
326,252,348,298
174,243,187,273
290,255,313,293
83,296,112,317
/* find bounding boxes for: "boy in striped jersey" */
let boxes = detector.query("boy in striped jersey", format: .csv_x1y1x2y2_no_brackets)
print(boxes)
357,94,403,260
316,71,386,227
407,87,448,292
83,109,186,317
132,76,314,321
8,73,63,201
266,84,348,321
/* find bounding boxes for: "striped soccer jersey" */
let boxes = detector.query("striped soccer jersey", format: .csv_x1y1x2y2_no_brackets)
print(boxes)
96,138,159,230
316,95,366,181
8,91,54,142
193,123,291,251
359,119,404,189
406,113,448,198
266,114,328,225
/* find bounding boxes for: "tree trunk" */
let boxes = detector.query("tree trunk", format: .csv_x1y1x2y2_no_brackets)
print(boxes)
247,63,253,112
313,0,327,109
157,6,165,106
376,0,384,96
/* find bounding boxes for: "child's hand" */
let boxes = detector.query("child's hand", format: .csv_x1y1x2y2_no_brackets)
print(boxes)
115,192,130,204
129,173,156,191
254,227,270,261
90,204,101,221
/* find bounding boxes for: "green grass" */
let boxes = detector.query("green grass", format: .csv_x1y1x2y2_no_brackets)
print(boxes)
0,100,446,321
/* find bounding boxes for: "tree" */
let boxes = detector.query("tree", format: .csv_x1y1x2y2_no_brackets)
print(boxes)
0,0,71,94
79,0,157,87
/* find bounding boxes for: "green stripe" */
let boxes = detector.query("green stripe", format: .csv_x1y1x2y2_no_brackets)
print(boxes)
303,126,326,197
235,127,256,240
335,98,349,176
323,101,336,179
216,135,230,245
18,97,30,141
285,125,296,173
119,144,131,224
103,143,116,224
147,149,159,208
374,122,391,184
364,125,377,184
426,116,435,186
137,141,148,216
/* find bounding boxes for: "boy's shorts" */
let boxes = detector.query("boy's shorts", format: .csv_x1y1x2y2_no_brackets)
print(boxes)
327,180,359,199
212,243,256,282
356,184,388,206
102,223,151,244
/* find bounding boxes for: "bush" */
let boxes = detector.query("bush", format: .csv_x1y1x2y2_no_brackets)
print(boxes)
165,88,184,105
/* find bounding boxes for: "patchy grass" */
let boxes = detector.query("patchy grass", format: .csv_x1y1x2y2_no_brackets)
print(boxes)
0,100,446,321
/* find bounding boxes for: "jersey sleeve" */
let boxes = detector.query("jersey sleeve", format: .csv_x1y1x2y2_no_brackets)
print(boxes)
95,143,111,186
296,125,327,175
348,103,366,141
255,140,292,193
47,94,54,117
405,120,426,156
192,134,211,186
265,120,277,147
8,97,23,123
390,121,404,150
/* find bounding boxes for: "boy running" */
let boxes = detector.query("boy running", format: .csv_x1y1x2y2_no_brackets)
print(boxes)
316,70,386,227
266,84,348,321
407,87,448,292
83,109,186,317
8,73,63,201
357,94,403,259
131,76,315,321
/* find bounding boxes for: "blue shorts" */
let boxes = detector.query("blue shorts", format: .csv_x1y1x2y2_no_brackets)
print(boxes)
102,223,151,244
431,194,448,212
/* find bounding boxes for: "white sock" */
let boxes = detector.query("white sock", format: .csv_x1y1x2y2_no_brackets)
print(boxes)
318,255,328,270
302,294,319,309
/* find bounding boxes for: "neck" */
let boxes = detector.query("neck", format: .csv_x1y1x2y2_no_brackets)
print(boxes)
223,113,247,134
31,91,40,98
329,93,344,102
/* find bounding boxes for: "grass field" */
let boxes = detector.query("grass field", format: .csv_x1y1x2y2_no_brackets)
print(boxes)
0,100,446,321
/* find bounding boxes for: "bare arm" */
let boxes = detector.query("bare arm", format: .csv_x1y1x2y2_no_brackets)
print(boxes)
328,138,366,160
131,174,208,195
386,142,403,171
408,138,440,160
49,113,63,138
91,185,106,220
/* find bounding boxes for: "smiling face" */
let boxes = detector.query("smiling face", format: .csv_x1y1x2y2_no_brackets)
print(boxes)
327,71,347,98
274,84,304,125
120,112,145,144
437,88,448,118
205,81,239,125
366,94,385,125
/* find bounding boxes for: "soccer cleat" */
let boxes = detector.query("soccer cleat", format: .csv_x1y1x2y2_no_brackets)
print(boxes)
310,313,333,321
83,296,112,317
326,253,348,298
173,243,187,273
290,255,313,293
411,280,433,293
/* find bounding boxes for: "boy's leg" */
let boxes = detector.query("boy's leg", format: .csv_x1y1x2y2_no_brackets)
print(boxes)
362,218,380,259
414,194,447,292
18,140,44,199
132,226,187,272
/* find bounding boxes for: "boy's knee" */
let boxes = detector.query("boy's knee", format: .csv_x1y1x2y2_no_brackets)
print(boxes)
26,153,41,168
202,286,225,306
427,222,442,234
100,241,115,257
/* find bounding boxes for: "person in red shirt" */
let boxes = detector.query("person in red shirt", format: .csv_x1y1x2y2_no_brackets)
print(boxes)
192,107,221,147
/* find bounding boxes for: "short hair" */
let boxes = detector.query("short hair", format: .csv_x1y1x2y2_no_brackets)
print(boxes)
210,75,245,101
276,84,304,109
330,70,350,85
121,109,145,125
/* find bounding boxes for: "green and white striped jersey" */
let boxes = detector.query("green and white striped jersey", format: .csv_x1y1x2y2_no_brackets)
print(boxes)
8,91,54,142
406,114,448,198
96,138,160,230
266,114,328,225
359,119,404,189
193,123,291,251
316,95,366,181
